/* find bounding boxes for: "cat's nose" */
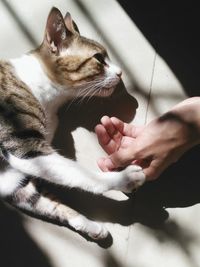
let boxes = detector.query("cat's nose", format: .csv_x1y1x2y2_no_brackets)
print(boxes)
117,70,122,78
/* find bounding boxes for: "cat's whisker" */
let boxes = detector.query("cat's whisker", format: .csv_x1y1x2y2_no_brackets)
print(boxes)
78,82,102,96
82,84,102,101
76,86,96,105
76,77,105,90
86,87,101,103
63,80,106,111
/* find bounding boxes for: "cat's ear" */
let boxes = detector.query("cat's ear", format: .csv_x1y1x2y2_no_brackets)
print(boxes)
44,7,71,53
64,12,80,35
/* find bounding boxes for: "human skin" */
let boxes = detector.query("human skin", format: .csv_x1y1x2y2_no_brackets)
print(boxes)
95,97,200,181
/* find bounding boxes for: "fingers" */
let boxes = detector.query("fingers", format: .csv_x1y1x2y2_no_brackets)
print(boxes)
97,145,136,171
95,116,144,171
101,116,123,144
109,146,136,168
95,124,119,154
101,116,144,138
95,116,123,154
100,116,117,137
95,124,110,146
97,150,140,173
110,117,133,137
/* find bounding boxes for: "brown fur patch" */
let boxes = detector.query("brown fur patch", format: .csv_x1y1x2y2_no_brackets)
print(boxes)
0,61,53,158
36,34,106,87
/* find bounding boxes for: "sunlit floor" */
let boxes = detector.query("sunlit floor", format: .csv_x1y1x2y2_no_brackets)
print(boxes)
0,1,200,267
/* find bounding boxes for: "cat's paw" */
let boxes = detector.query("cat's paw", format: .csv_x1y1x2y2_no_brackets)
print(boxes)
87,222,109,240
69,215,109,240
116,165,146,193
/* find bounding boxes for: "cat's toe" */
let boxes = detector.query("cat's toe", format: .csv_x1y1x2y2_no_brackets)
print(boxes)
122,165,146,193
69,215,109,241
88,222,109,240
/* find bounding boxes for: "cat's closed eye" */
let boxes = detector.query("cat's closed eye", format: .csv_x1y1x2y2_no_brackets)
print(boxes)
93,53,106,65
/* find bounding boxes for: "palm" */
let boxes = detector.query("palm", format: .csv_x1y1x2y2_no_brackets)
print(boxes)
106,134,135,155
95,116,144,171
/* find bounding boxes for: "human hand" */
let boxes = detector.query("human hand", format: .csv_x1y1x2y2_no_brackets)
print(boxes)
95,116,144,171
95,112,199,180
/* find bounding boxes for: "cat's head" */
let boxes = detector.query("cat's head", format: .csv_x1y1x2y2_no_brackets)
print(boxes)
37,7,122,97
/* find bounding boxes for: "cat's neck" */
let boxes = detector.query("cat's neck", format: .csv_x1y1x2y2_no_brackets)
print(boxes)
10,54,71,114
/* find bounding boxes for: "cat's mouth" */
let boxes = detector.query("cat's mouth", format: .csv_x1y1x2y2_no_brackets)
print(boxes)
97,77,121,97
94,75,121,97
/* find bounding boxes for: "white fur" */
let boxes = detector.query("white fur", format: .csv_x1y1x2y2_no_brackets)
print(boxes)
11,55,56,104
11,54,69,141
10,55,71,114
69,215,108,239
8,152,145,194
0,168,24,197
105,58,122,78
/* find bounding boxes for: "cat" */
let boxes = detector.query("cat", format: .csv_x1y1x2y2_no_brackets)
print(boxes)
0,7,145,242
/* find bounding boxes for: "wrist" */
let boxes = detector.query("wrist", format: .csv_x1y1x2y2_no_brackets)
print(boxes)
162,97,200,147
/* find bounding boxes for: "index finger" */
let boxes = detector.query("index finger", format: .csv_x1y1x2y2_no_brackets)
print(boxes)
110,117,141,138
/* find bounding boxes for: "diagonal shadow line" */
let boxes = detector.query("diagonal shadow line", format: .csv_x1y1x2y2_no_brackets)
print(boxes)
1,0,38,46
144,52,157,124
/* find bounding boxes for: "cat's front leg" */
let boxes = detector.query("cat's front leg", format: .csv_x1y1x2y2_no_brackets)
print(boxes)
8,152,146,194
0,167,25,197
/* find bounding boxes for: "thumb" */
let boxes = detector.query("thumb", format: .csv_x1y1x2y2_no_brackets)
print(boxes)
97,157,116,172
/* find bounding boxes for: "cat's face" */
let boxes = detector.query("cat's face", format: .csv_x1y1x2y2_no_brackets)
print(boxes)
37,8,122,98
